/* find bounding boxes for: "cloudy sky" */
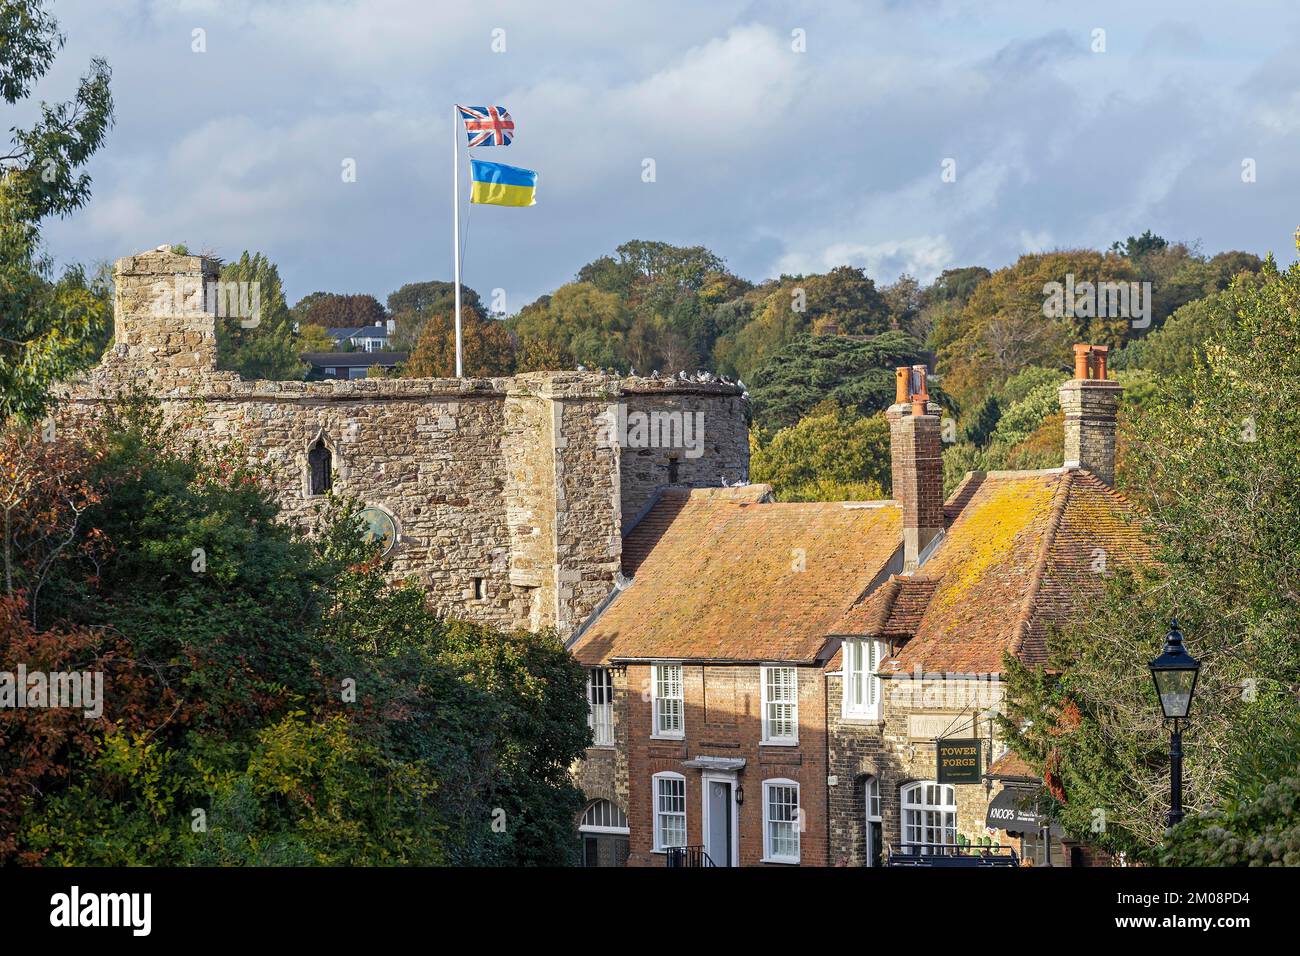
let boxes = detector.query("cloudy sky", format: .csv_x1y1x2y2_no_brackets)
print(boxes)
22,0,1300,310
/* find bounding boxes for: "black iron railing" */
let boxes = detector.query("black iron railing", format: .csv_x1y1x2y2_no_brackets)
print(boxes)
666,845,716,868
887,842,1019,867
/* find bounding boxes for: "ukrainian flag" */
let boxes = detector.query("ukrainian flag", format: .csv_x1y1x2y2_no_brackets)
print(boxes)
470,159,537,207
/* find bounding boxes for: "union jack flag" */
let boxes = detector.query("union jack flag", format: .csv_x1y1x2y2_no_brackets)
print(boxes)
457,105,515,147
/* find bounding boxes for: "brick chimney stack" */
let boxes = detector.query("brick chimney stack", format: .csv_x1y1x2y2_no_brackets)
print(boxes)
888,365,944,572
1059,344,1123,485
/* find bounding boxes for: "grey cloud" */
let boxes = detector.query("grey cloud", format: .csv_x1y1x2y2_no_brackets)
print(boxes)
28,0,1300,311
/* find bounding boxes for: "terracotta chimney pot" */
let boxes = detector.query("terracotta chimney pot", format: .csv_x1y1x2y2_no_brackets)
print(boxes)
1073,343,1091,379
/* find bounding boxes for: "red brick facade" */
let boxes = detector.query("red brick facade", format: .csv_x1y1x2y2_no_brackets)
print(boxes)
622,662,828,867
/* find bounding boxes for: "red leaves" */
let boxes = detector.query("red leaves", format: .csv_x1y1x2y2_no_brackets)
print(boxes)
0,596,178,863
1044,748,1067,804
0,423,109,610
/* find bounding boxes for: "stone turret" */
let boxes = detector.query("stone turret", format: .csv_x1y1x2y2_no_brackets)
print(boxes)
108,245,222,388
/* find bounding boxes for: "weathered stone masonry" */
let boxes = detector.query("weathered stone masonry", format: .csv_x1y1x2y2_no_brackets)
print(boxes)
59,247,749,635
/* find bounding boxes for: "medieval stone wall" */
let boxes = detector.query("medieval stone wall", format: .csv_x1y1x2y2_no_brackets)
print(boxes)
59,247,749,636
616,391,751,530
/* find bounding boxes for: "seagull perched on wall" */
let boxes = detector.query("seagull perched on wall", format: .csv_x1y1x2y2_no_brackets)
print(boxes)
650,369,660,380
676,370,688,381
577,364,587,372
736,378,746,391
629,366,637,377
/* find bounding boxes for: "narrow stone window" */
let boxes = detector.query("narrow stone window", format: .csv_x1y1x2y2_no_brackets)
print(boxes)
308,438,332,495
473,577,486,600
667,457,680,484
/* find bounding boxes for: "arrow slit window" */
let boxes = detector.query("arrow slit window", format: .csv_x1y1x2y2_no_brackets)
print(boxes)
308,437,332,496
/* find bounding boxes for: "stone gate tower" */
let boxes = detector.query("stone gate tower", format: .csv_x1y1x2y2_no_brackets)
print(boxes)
62,246,750,635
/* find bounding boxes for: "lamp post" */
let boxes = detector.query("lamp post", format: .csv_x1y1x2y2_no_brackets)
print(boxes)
1148,620,1200,831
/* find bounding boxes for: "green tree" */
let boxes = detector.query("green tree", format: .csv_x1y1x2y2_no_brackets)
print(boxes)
295,323,336,353
1110,235,1263,334
750,402,892,501
938,250,1135,410
0,178,109,421
508,282,628,371
385,281,484,350
747,330,932,432
1121,287,1266,378
1110,229,1168,261
924,266,992,357
1000,250,1300,860
718,267,891,381
216,251,304,380
7,403,590,865
405,307,515,378
1162,713,1300,865
570,240,748,372
1,0,114,222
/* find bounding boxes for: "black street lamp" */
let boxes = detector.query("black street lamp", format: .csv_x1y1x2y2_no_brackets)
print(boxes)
1148,620,1200,830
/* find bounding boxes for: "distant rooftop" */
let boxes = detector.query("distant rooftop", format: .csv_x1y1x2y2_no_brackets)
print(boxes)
302,351,407,367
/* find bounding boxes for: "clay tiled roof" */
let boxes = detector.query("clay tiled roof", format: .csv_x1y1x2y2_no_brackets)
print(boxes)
1015,471,1151,665
878,468,1148,675
988,751,1038,781
824,575,939,670
621,485,771,576
570,489,902,665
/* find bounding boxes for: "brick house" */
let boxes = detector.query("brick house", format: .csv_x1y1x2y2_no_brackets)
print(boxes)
825,345,1147,866
570,345,1146,867
570,487,902,867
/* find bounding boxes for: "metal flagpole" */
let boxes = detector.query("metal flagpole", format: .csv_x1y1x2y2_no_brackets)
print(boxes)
453,105,463,378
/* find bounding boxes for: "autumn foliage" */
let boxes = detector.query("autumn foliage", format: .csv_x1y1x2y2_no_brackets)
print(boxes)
0,404,588,865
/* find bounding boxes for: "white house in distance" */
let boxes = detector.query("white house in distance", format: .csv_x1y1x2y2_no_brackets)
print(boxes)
328,320,397,352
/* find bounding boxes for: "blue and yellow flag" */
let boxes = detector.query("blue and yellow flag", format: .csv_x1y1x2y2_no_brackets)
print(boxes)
470,159,537,207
